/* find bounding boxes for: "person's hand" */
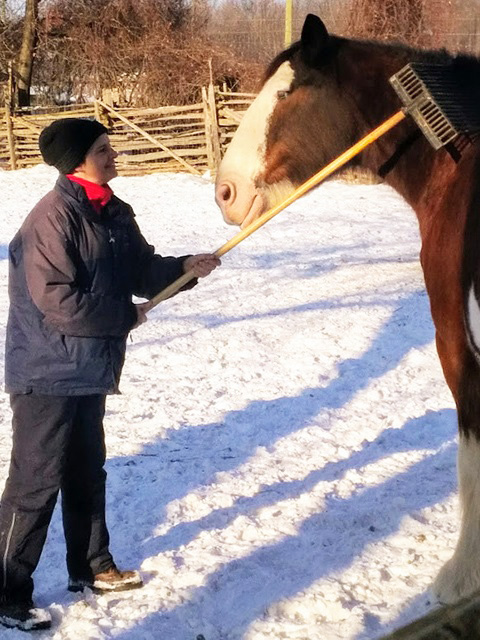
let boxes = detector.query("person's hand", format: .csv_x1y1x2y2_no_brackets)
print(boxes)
132,300,153,329
183,253,221,278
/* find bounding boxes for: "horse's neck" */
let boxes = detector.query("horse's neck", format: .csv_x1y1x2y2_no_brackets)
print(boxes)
369,134,470,241
349,44,452,190
361,119,429,187
346,43,479,238
360,122,458,230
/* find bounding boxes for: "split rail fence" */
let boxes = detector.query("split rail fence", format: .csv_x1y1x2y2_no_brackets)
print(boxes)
0,84,254,176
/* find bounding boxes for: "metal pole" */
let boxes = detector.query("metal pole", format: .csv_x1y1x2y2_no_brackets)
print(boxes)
285,0,293,48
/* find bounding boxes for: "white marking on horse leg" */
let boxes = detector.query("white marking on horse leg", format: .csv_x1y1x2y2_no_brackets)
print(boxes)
466,285,480,356
433,434,480,603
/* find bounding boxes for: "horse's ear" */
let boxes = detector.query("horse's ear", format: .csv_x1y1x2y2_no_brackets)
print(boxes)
300,14,329,67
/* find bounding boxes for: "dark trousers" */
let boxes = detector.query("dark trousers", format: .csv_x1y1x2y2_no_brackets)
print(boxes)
0,394,114,602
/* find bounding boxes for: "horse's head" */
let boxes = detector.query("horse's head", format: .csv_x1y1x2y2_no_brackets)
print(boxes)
215,14,410,227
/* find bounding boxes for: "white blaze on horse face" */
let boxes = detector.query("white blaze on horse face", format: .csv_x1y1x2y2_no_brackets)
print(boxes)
215,62,295,227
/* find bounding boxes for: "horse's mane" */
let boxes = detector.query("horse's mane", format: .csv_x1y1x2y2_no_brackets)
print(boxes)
264,32,480,92
263,43,301,83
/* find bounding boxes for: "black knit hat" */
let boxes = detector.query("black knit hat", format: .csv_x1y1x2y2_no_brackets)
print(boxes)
39,118,108,174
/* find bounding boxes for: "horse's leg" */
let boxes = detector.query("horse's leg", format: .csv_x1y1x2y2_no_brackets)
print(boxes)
433,433,480,603
418,225,480,602
433,340,480,603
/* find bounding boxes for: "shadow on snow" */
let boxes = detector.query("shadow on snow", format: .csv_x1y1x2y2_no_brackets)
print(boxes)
36,286,456,638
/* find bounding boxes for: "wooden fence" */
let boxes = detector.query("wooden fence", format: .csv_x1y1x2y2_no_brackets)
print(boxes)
0,85,255,175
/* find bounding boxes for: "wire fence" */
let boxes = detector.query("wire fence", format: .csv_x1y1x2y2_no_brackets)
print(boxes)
210,30,480,62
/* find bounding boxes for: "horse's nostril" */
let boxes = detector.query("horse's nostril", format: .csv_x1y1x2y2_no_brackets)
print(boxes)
216,181,236,209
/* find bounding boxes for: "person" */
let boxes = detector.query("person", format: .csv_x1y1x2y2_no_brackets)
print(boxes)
0,117,220,631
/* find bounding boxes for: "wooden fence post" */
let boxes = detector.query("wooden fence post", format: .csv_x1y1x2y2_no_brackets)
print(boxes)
202,82,222,174
94,99,106,126
4,62,17,170
202,86,215,173
209,83,222,168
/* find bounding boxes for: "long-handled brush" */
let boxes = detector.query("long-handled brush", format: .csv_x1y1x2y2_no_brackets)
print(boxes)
148,62,480,309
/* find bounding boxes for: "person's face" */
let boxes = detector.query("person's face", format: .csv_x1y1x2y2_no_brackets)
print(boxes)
74,133,118,184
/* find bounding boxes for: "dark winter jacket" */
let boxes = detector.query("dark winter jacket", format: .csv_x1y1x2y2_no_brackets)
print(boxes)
5,175,194,395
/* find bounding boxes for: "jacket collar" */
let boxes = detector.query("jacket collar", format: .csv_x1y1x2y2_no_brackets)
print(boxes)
66,175,114,212
54,174,118,220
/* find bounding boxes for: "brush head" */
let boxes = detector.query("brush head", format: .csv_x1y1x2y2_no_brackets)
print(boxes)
390,62,480,149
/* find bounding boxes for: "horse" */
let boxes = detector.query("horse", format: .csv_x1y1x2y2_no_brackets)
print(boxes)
214,13,480,605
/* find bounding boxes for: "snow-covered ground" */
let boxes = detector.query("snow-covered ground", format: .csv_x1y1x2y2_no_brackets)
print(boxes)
0,166,458,639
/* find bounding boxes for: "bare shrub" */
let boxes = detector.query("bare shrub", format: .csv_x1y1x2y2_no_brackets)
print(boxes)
32,0,259,106
345,0,460,50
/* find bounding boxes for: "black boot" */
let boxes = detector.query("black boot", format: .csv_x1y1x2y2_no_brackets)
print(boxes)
0,598,51,631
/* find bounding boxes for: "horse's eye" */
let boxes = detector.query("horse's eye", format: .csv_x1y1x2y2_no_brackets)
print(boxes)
277,90,290,100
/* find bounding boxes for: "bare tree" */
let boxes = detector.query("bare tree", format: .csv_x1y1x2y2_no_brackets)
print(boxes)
16,0,39,106
0,1,23,87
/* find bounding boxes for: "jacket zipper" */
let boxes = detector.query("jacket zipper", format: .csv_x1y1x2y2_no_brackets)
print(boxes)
107,223,119,392
3,512,16,590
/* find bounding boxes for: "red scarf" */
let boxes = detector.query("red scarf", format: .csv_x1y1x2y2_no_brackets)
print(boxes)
67,175,113,213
